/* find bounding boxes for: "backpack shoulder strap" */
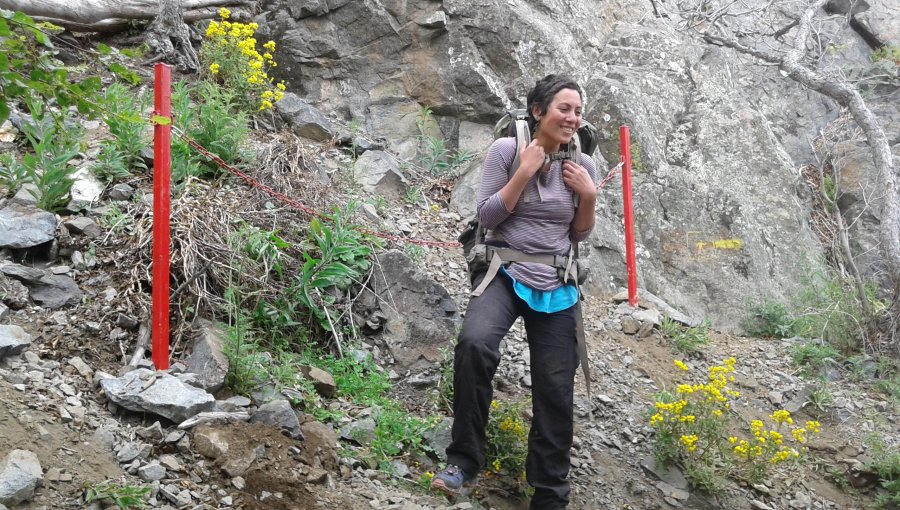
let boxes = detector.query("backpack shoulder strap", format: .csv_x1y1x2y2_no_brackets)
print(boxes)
509,117,530,183
570,133,582,209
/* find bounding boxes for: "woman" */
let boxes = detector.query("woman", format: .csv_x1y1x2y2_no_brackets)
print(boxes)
432,74,598,509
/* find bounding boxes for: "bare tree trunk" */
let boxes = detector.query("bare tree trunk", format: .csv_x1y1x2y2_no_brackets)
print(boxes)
702,0,900,339
145,0,199,73
0,0,239,24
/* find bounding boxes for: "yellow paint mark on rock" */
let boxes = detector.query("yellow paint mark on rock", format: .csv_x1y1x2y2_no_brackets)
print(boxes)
695,238,744,252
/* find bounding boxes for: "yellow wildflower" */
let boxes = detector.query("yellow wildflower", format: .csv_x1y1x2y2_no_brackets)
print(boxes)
209,63,220,74
674,360,689,371
219,7,230,19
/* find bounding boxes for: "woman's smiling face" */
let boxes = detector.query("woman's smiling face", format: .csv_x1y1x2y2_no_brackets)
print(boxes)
533,88,582,151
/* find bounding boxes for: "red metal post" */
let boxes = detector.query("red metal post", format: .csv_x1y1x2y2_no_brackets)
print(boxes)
152,63,172,370
620,126,638,307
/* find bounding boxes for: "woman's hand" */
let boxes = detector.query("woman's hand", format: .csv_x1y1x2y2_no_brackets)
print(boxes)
519,139,546,177
562,159,596,201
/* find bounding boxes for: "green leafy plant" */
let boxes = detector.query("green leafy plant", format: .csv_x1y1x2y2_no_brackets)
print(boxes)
0,153,28,196
867,433,900,507
871,44,900,65
805,380,834,416
83,479,150,509
403,243,425,263
99,82,148,178
742,299,793,338
295,203,376,332
0,11,102,126
430,344,455,414
18,108,81,212
222,286,270,396
169,80,250,183
660,317,711,354
404,186,422,206
792,341,840,378
416,106,474,176
99,204,132,233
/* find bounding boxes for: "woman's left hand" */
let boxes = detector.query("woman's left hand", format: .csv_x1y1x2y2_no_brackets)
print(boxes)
562,160,596,201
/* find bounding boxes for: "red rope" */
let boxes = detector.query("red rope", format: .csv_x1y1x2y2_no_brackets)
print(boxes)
176,130,463,248
173,126,621,249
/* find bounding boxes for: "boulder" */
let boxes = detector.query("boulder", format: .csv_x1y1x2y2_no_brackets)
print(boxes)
0,450,43,506
351,150,408,198
100,369,215,422
185,321,229,393
0,203,56,249
0,325,32,360
366,251,460,373
275,93,333,142
249,399,304,440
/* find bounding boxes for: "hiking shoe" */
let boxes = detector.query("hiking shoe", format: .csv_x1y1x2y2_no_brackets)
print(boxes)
431,464,476,496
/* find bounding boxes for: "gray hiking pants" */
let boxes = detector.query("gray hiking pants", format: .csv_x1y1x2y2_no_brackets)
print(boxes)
445,272,579,509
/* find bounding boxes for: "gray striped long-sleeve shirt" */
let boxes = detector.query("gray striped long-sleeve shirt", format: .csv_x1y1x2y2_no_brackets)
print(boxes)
477,137,598,291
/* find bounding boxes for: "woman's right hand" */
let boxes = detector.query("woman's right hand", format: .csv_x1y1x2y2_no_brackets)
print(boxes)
519,139,545,176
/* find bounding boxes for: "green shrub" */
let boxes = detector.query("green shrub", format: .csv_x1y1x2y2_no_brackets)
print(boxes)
83,479,150,509
791,341,840,377
416,107,474,176
792,265,880,353
868,433,900,507
0,11,102,126
742,299,793,338
97,82,149,181
661,317,711,354
18,109,81,212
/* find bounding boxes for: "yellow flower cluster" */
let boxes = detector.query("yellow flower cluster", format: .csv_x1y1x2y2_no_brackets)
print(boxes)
731,410,820,470
201,8,286,111
680,434,699,452
499,416,526,436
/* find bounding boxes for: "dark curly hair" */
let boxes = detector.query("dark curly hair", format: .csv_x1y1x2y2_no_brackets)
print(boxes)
525,74,583,133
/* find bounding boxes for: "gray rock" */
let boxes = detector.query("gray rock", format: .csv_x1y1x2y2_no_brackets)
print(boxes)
138,462,167,482
300,365,336,397
422,417,453,462
69,165,104,210
185,320,229,393
352,150,408,197
100,368,215,422
366,251,460,373
0,203,56,249
63,216,101,238
0,450,43,506
249,399,303,440
275,93,333,141
68,356,94,379
0,275,29,309
108,183,135,201
340,417,376,446
194,428,229,459
1,264,85,309
0,325,32,359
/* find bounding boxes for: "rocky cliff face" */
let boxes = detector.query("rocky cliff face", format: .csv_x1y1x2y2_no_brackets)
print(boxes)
257,0,898,331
